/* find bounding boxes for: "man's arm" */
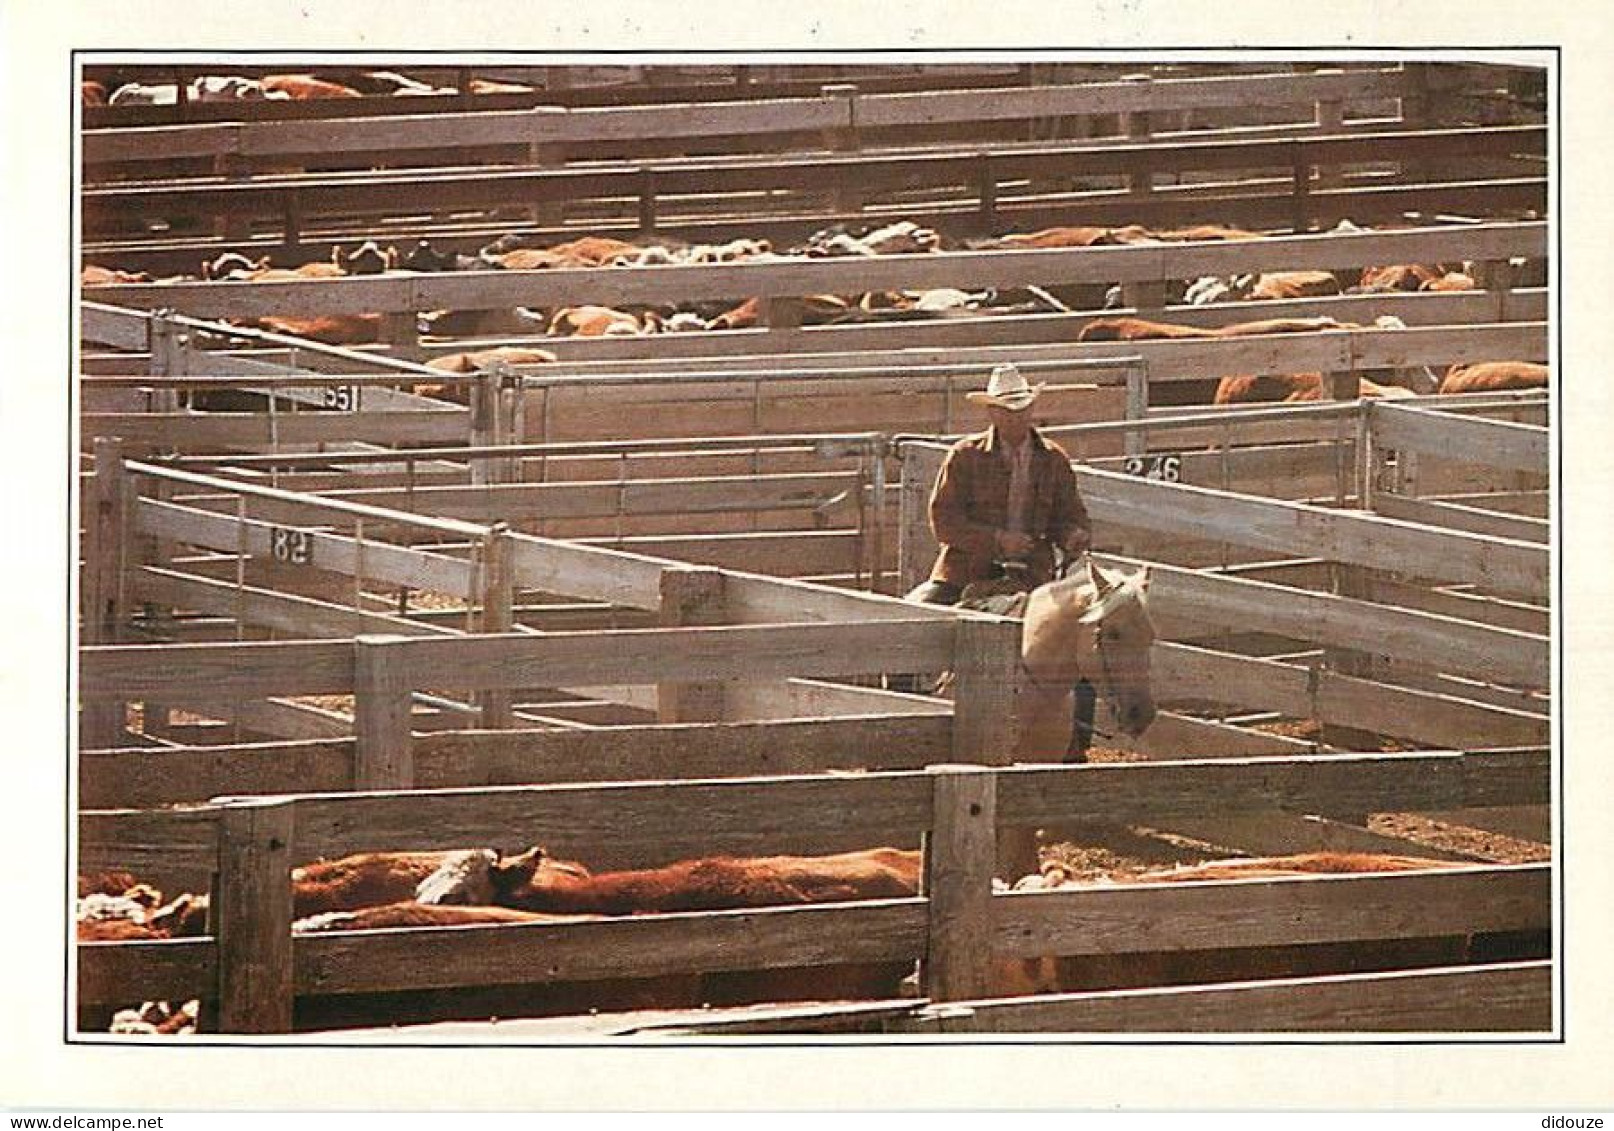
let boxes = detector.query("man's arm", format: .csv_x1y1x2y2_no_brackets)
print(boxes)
929,448,999,555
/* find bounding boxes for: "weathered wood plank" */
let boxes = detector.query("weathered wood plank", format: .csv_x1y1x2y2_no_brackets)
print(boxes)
135,497,475,596
1372,493,1550,544
413,714,955,785
1372,402,1548,473
80,639,353,701
129,565,456,640
1153,642,1550,749
295,899,927,997
922,766,999,1000
352,636,416,790
289,772,933,865
214,800,295,1033
995,749,1548,828
79,738,355,809
377,620,959,692
76,938,216,1010
995,863,1548,958
83,410,468,450
1084,472,1549,599
888,961,1552,1033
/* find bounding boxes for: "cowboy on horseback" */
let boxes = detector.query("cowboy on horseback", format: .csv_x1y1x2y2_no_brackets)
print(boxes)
904,365,1102,760
907,363,1093,607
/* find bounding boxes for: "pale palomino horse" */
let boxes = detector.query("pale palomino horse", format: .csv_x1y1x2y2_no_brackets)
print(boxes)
1015,557,1157,763
975,557,1159,879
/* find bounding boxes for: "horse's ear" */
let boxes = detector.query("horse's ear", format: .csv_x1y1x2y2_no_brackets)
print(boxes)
1089,560,1114,597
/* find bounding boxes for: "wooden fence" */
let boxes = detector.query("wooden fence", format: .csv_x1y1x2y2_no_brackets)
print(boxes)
82,221,1548,364
75,747,1550,1034
82,65,1436,172
83,123,1545,252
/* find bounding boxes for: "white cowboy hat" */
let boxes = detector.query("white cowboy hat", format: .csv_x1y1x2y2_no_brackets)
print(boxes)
965,363,1044,410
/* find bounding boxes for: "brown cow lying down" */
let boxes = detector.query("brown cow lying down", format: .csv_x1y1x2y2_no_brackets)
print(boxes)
488,846,921,914
1439,361,1549,394
81,265,153,286
260,74,364,100
248,314,382,346
1245,270,1341,300
1214,372,1415,405
418,346,557,401
1078,316,1220,342
293,848,500,917
1002,852,1547,995
548,305,650,336
1150,224,1267,242
1078,315,1347,342
995,224,1158,249
1421,272,1479,292
292,901,588,933
424,346,559,374
1355,263,1447,292
489,235,643,271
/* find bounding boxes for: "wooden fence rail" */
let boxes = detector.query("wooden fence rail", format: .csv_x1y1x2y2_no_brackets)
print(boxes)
83,222,1549,321
83,124,1544,243
81,67,1423,168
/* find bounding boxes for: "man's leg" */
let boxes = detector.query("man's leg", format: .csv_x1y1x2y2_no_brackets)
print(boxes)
903,580,963,607
890,580,963,691
1066,679,1097,763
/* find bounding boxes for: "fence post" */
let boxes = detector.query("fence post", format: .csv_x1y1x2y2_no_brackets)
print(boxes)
821,83,863,213
143,317,183,736
381,310,420,363
1313,67,1346,191
1401,62,1440,186
469,368,501,485
949,616,1031,879
528,101,569,227
1121,279,1169,320
1124,364,1149,457
975,152,997,238
213,798,295,1034
921,763,998,1002
477,524,515,729
658,566,728,723
353,634,414,789
82,437,128,749
1121,74,1154,196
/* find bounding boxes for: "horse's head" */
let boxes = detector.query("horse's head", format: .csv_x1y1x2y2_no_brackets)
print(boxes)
1023,558,1158,738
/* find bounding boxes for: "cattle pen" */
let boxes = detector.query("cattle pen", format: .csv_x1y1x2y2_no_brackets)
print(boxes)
74,56,1555,1039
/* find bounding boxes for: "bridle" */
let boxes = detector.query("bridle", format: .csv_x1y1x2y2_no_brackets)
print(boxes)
1013,551,1130,742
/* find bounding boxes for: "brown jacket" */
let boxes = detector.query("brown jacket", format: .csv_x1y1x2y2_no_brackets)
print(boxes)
927,427,1090,587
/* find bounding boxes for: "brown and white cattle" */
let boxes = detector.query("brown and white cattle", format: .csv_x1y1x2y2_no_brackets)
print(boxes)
547,305,652,337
